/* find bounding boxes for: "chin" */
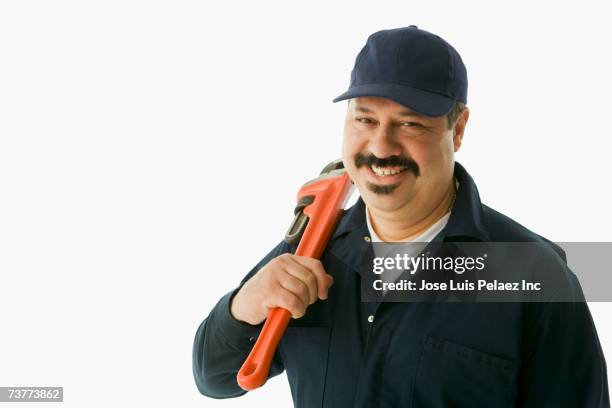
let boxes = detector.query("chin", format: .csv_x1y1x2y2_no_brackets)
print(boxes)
361,184,412,212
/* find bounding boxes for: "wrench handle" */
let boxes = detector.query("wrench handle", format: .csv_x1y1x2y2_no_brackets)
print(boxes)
235,307,291,391
236,171,353,391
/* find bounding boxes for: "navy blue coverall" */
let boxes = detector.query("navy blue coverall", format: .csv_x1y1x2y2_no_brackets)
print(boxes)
193,162,610,407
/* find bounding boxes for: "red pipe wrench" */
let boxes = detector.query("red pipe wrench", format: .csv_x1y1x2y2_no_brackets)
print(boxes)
236,159,354,391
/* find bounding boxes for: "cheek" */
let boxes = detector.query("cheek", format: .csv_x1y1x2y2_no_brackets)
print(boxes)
403,140,445,175
438,136,456,161
342,135,358,175
341,132,368,185
402,140,429,165
341,129,363,159
413,137,455,175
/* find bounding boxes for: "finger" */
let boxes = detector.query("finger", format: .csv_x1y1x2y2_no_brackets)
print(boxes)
270,286,307,319
282,258,318,304
290,256,334,300
278,271,311,307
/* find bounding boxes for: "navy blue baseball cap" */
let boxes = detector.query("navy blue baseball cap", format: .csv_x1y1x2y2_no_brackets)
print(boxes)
333,25,467,117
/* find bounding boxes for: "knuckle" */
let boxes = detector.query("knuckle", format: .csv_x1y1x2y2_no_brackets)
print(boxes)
309,258,322,269
305,273,317,286
270,266,283,279
282,291,295,305
265,259,280,273
279,291,293,309
289,296,303,311
263,279,277,295
296,279,308,294
273,254,288,266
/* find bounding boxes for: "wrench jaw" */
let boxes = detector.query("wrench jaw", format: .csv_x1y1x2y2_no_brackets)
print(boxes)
285,196,314,245
284,160,348,246
319,158,345,175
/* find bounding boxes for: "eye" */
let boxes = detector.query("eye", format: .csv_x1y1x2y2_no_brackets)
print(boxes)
356,117,375,124
400,121,424,128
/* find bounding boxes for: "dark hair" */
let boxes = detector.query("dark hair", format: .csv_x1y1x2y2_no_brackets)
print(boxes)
446,101,466,129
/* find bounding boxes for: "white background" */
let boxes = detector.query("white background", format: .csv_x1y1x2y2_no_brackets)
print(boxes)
1,1,611,407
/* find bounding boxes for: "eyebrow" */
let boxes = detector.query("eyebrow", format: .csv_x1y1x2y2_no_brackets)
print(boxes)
354,105,426,118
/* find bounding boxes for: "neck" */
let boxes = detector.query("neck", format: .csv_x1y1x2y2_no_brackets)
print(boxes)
368,179,456,242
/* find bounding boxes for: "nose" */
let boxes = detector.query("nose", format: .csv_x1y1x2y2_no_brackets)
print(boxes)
367,124,402,158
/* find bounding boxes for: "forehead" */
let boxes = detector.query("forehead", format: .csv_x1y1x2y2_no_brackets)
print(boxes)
349,96,427,118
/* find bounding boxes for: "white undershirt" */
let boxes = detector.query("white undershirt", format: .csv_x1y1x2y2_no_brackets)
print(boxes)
366,208,450,243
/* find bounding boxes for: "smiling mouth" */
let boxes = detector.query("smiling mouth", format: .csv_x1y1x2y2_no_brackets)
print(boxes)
369,165,408,177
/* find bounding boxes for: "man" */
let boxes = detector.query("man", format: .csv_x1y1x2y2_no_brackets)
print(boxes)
193,26,609,407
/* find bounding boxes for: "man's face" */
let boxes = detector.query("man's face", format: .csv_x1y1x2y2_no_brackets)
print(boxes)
342,96,467,214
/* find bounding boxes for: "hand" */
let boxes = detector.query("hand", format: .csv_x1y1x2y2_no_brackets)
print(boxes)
230,254,334,325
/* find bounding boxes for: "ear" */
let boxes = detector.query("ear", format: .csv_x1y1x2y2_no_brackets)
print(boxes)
452,107,470,152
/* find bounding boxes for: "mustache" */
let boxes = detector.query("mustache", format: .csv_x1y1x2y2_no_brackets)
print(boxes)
354,153,420,177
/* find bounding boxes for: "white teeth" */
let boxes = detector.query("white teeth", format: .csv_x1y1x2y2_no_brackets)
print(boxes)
371,165,405,177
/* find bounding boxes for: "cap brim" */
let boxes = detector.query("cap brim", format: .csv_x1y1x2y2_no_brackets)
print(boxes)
332,82,455,117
